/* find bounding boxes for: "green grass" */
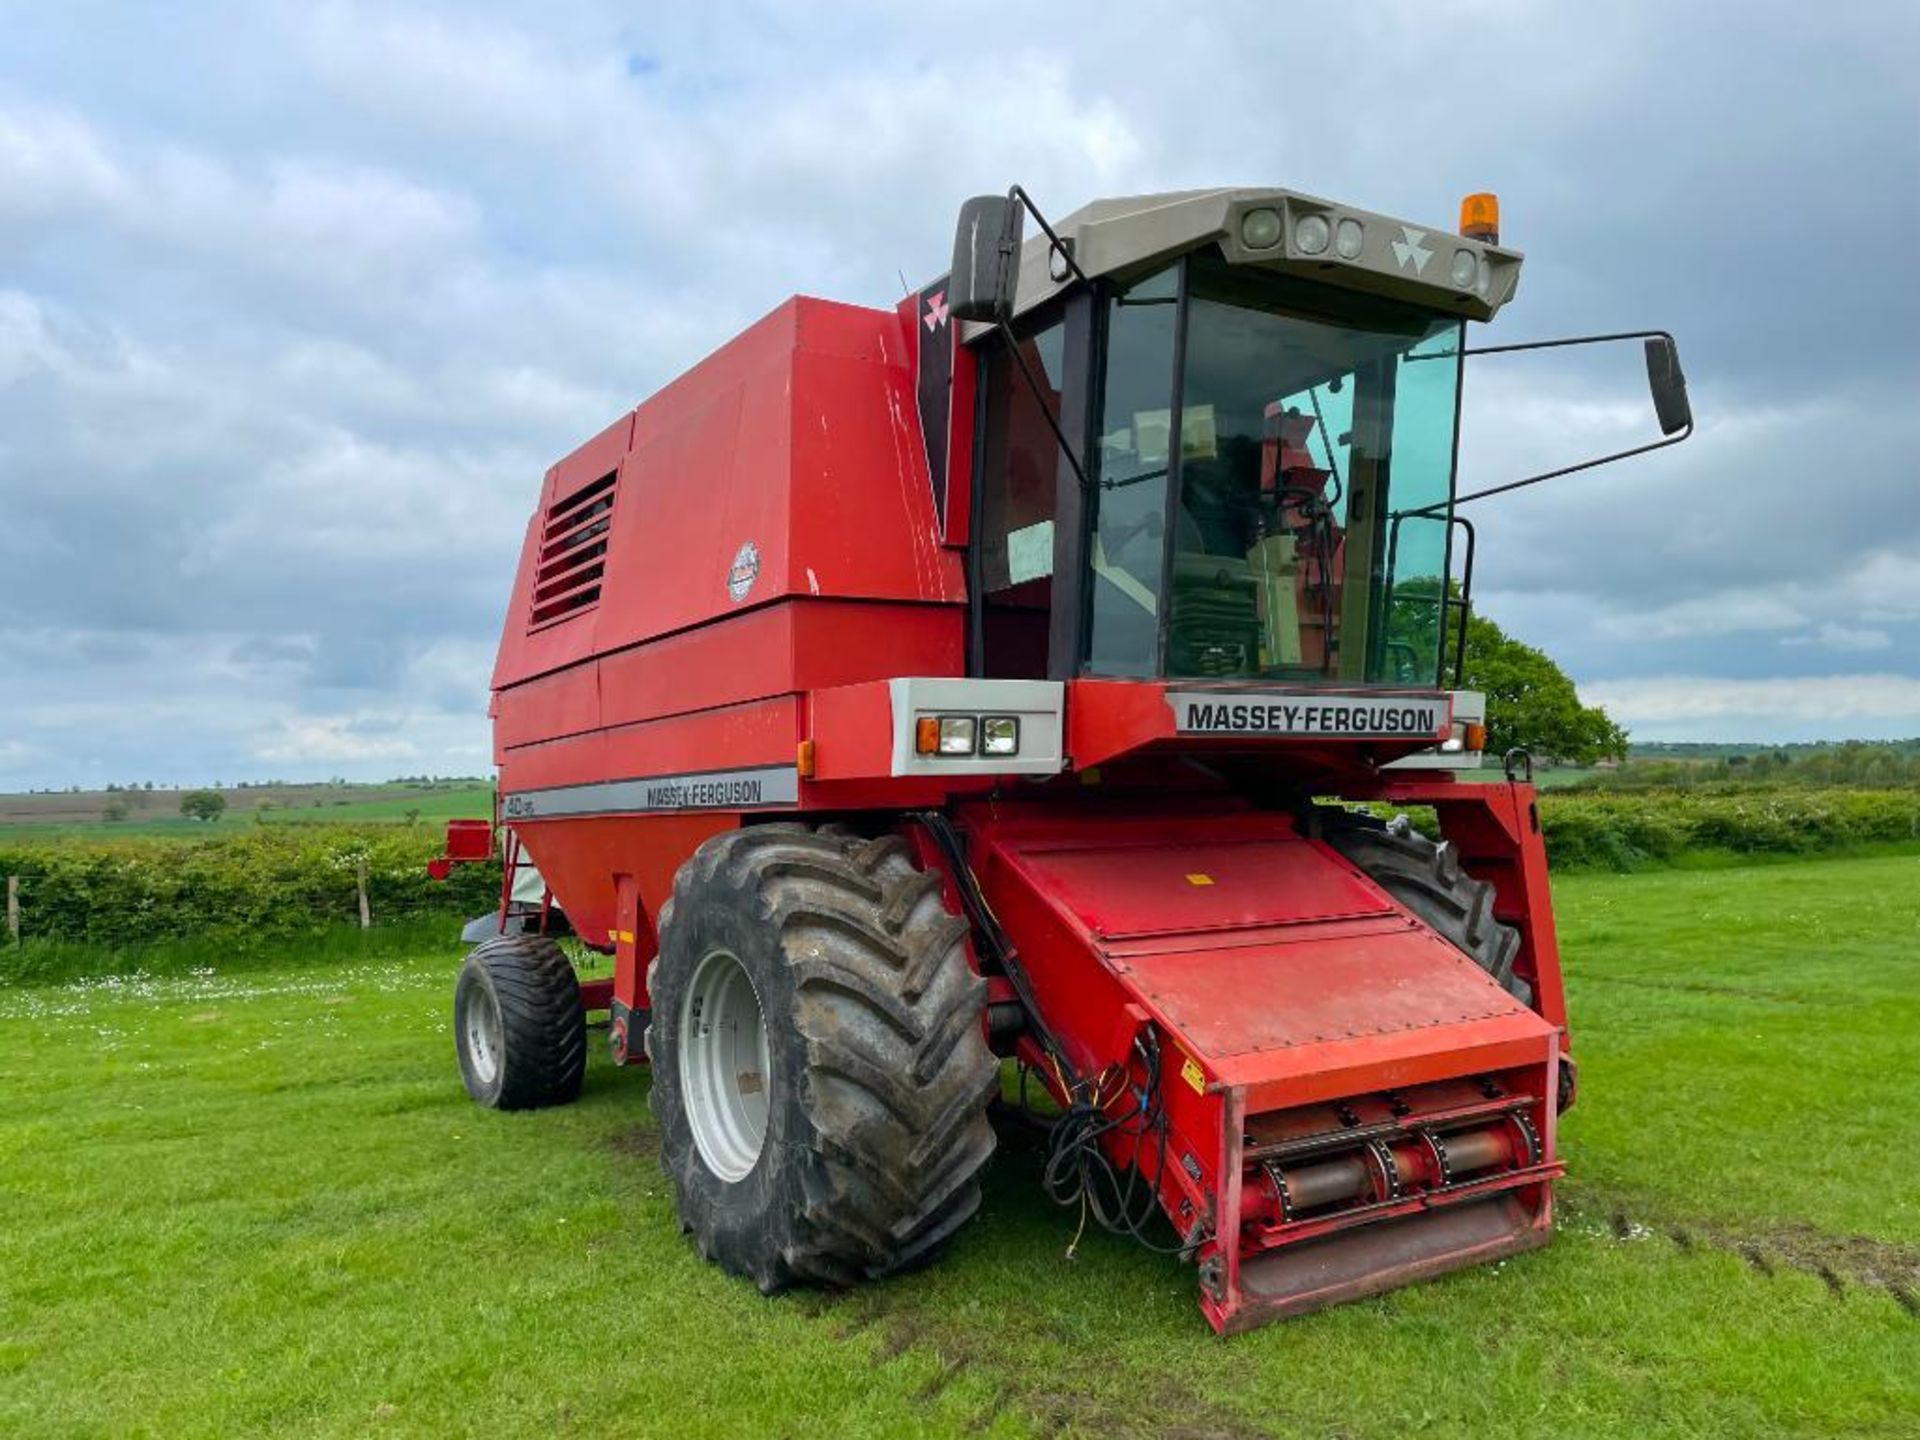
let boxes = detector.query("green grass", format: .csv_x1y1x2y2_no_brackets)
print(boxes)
2,858,1916,1437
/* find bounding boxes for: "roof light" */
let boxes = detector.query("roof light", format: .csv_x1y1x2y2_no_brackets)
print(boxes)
1293,214,1331,256
1240,207,1283,250
1450,248,1478,289
1460,192,1500,244
1334,217,1365,259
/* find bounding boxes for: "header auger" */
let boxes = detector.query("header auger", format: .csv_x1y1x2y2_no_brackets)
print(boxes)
433,183,1689,1331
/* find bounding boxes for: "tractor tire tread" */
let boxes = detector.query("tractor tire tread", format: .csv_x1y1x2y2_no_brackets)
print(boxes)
456,933,586,1110
649,824,997,1294
1316,809,1530,1002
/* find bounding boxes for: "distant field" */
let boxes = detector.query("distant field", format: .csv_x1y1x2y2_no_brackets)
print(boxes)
1,855,1914,1437
0,783,494,840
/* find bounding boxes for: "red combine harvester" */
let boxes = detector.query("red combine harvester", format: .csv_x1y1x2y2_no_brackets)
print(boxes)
436,186,1691,1332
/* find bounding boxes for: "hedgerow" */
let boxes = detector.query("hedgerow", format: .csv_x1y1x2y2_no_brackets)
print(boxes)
2,787,1916,984
1538,787,1920,870
0,825,499,952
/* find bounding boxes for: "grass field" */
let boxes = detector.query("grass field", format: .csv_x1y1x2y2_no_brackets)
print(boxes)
0,783,494,841
2,857,1915,1437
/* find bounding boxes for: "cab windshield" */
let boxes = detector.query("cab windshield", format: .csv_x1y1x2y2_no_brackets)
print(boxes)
1088,252,1463,685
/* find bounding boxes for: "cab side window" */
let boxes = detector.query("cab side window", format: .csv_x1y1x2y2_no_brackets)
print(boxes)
975,319,1065,678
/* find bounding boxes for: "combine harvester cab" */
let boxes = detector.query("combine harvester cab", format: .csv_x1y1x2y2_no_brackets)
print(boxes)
438,185,1689,1331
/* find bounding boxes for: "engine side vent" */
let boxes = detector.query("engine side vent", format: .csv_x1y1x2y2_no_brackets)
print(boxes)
528,470,616,630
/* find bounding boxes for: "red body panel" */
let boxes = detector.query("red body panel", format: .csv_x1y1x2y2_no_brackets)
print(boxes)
492,299,962,698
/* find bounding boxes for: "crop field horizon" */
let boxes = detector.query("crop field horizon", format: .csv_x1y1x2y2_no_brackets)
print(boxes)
2,855,1915,1437
0,782,495,842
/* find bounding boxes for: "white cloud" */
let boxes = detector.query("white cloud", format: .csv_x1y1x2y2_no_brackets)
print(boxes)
1851,550,1920,623
0,104,125,218
1781,622,1891,653
1595,589,1807,641
255,714,487,768
1587,673,1920,740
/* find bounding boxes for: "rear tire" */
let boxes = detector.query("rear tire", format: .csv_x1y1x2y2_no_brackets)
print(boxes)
1317,810,1531,1003
454,934,588,1110
646,824,998,1293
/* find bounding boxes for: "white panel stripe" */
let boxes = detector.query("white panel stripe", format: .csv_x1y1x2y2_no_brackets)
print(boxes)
502,765,798,819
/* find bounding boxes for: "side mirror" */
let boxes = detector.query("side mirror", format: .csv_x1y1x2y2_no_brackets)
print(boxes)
948,194,1023,323
1435,327,1699,512
1644,336,1692,436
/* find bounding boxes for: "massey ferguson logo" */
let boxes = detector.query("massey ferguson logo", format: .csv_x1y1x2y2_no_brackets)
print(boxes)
1391,225,1434,275
923,290,949,331
1167,690,1448,739
726,540,760,603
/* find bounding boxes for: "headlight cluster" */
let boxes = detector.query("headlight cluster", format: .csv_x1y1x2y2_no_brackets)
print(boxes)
914,714,1021,757
1241,205,1367,263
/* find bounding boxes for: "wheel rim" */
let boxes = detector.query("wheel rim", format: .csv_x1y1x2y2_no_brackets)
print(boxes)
679,947,772,1182
465,981,503,1086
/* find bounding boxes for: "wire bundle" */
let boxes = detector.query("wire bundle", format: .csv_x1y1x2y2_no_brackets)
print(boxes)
1036,1032,1193,1259
914,812,1203,1260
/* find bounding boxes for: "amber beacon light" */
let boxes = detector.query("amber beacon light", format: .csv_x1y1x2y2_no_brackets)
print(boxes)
1460,192,1500,244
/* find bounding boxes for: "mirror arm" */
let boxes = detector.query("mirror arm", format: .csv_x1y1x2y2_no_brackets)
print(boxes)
1459,326,1679,359
1006,184,1091,292
993,315,1093,494
979,185,1093,492
1401,326,1694,515
1447,418,1692,510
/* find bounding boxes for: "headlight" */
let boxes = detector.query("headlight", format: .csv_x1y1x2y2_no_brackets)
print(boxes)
1450,248,1478,289
1294,214,1331,255
981,717,1020,756
1334,218,1365,259
936,716,976,755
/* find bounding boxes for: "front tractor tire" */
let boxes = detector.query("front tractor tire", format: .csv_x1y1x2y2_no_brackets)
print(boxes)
454,934,588,1110
646,825,999,1293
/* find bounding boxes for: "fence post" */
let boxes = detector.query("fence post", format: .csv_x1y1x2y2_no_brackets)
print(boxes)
355,858,372,930
5,876,17,946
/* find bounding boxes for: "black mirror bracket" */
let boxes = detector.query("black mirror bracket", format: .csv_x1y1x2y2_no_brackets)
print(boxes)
1005,185,1091,296
948,184,1095,493
1445,329,1695,510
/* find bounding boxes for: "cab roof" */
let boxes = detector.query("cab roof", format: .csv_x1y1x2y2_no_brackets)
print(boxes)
1004,186,1524,325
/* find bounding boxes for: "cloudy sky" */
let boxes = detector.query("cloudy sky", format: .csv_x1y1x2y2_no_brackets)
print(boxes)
2,1,1916,788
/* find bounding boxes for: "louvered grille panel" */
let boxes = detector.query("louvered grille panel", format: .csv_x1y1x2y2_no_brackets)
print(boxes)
529,471,616,630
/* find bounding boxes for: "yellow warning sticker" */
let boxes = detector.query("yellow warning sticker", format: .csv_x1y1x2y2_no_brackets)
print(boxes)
1180,1055,1207,1094
1185,873,1214,886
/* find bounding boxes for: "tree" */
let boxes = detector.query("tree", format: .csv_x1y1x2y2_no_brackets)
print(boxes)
1460,614,1627,765
180,789,228,822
